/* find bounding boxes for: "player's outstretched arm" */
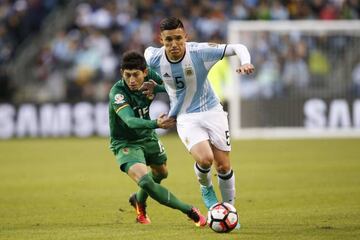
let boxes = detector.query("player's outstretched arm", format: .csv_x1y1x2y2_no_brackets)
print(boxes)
117,105,158,129
224,44,255,75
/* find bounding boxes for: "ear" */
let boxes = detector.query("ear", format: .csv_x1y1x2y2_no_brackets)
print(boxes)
158,34,163,44
143,68,149,77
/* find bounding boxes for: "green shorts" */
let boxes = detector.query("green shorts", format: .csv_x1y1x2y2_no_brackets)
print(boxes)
115,138,167,173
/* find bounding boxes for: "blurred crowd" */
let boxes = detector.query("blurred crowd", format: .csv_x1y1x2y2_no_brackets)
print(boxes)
0,0,66,101
240,31,360,99
0,0,360,102
0,0,64,65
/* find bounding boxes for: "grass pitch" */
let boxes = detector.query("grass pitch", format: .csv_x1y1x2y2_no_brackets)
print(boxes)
0,135,359,240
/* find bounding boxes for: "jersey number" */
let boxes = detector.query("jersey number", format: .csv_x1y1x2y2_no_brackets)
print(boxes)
137,107,149,119
158,140,165,153
175,76,185,89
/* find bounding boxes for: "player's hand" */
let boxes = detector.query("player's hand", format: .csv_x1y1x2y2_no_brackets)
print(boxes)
140,80,157,98
157,113,176,129
236,63,255,75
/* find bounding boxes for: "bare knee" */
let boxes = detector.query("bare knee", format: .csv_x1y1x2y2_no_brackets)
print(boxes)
212,148,231,174
151,165,168,180
214,160,231,174
158,169,168,179
197,155,214,169
190,141,214,169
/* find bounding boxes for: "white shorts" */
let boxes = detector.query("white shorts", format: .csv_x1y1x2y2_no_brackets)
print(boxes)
176,105,231,152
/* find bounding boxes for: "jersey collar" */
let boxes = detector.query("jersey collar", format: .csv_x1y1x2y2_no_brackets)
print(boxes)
165,49,186,64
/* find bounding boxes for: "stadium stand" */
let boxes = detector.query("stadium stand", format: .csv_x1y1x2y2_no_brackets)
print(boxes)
0,0,359,103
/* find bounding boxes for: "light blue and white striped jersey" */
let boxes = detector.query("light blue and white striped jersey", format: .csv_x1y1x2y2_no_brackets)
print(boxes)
144,42,226,117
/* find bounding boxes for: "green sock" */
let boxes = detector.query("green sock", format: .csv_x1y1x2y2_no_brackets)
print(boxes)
138,173,192,214
136,171,164,203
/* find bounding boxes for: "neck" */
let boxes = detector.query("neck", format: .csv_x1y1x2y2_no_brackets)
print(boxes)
165,50,185,63
167,54,182,62
169,57,181,62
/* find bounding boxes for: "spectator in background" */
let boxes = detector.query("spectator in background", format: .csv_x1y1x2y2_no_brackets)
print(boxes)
282,47,310,93
0,67,14,101
270,0,289,20
2,0,360,103
232,0,250,20
339,0,359,19
319,2,338,20
256,52,282,98
51,31,76,65
70,39,102,100
0,22,13,64
308,44,330,88
256,0,271,20
351,60,360,97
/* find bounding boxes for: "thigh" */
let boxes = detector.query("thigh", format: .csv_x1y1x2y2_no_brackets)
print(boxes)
143,138,167,166
149,163,168,177
190,140,214,168
204,111,231,152
127,163,148,183
115,145,145,173
177,114,209,151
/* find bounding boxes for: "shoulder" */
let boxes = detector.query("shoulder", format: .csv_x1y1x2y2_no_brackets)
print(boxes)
146,68,162,83
187,42,201,51
188,42,225,52
144,46,163,66
109,81,126,98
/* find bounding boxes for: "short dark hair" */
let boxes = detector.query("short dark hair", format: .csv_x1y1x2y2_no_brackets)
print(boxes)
159,17,184,32
121,51,147,71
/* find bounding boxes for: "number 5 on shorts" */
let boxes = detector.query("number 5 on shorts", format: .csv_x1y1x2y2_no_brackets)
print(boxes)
225,130,230,146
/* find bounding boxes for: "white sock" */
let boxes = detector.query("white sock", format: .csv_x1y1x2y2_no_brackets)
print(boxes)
217,169,236,205
194,163,212,187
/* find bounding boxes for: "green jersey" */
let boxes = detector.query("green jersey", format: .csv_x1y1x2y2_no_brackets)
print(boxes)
109,69,163,152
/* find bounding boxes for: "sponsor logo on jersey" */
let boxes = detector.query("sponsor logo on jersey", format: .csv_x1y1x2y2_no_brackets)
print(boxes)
185,67,194,77
122,147,129,154
114,94,125,104
163,72,171,78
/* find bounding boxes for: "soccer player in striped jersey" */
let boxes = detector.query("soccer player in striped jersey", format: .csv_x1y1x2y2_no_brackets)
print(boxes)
109,51,206,226
142,17,255,218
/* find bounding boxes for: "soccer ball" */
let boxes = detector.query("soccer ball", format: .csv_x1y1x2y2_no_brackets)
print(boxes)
207,202,238,233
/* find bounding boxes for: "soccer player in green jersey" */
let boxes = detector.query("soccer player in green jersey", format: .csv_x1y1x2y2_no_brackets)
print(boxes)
108,51,206,226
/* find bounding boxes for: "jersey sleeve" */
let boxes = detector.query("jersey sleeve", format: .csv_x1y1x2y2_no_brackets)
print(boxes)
117,106,158,129
147,68,163,85
109,88,131,114
144,46,163,69
144,47,156,67
196,42,227,69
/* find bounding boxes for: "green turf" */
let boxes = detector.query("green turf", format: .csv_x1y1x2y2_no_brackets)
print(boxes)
0,135,359,240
